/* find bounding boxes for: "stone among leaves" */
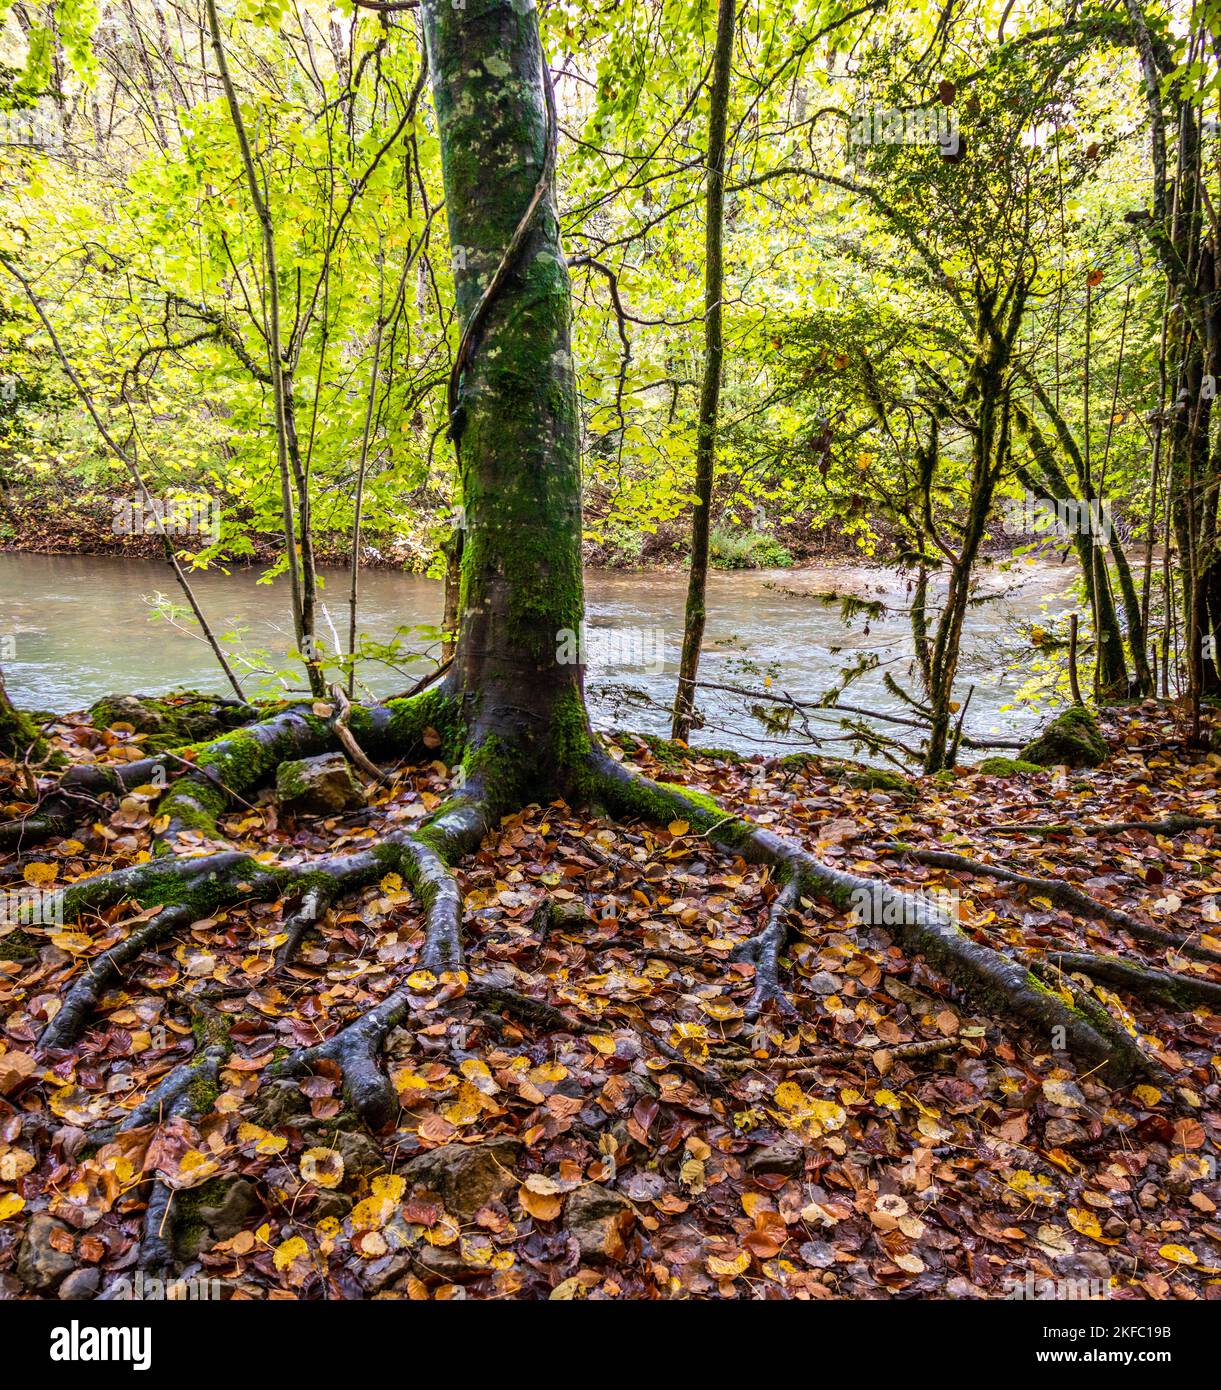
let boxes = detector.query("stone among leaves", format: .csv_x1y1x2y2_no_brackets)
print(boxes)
565,1183,636,1263
275,752,364,815
400,1139,520,1221
16,1213,77,1293
1019,706,1109,768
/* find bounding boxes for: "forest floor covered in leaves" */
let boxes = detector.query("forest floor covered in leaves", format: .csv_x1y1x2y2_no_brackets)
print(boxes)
0,702,1218,1301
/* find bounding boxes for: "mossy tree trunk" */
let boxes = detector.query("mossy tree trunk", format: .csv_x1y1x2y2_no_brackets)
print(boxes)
1020,377,1133,699
0,666,42,760
421,0,589,803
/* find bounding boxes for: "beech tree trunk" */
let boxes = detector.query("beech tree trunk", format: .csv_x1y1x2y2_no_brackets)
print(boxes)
422,0,588,800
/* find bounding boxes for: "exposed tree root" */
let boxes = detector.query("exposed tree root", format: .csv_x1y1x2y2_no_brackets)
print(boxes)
33,692,1208,1180
8,691,437,851
1027,959,1171,1085
1042,950,1221,1009
268,793,492,1127
137,1042,226,1272
276,885,332,968
41,904,197,1051
888,844,1221,965
586,750,1165,1082
37,768,490,1057
718,1037,962,1072
986,813,1221,838
0,788,106,851
731,877,802,1018
92,1041,230,1147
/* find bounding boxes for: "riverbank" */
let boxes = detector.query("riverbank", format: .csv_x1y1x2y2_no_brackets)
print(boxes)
0,482,872,572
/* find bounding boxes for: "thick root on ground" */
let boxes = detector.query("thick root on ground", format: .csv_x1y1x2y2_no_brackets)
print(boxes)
892,846,1221,966
1043,950,1221,1010
8,686,448,850
135,1043,227,1272
586,751,1171,1083
270,794,493,1128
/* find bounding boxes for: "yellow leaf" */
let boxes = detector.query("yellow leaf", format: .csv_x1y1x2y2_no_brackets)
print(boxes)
773,1080,805,1110
22,861,56,887
0,1193,25,1221
707,1251,750,1278
667,820,689,837
273,1236,309,1271
809,1098,847,1130
425,1213,461,1246
50,931,93,955
1066,1206,1116,1243
350,1194,396,1232
370,1174,405,1202
300,1147,345,1189
1159,1244,1198,1265
1132,1085,1161,1107
699,998,744,1022
519,1184,563,1221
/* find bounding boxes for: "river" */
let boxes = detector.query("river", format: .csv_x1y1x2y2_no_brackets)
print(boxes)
0,551,1077,757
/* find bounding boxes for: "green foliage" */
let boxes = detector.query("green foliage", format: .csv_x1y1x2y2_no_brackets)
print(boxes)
709,528,793,569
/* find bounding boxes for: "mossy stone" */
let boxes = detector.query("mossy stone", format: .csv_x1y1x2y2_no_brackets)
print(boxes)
977,756,1043,776
275,753,364,816
1019,707,1108,768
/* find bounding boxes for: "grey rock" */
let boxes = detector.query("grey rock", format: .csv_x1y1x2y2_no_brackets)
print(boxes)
300,1127,385,1184
175,1178,259,1261
401,1138,520,1221
254,1079,311,1127
806,972,841,996
745,1137,806,1178
1044,1116,1090,1148
565,1183,635,1263
17,1213,76,1292
58,1267,101,1301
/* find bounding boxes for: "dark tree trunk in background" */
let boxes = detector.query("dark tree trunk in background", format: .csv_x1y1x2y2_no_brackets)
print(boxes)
672,0,735,742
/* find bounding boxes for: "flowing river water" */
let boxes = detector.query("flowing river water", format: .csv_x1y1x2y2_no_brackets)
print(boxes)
0,551,1077,757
